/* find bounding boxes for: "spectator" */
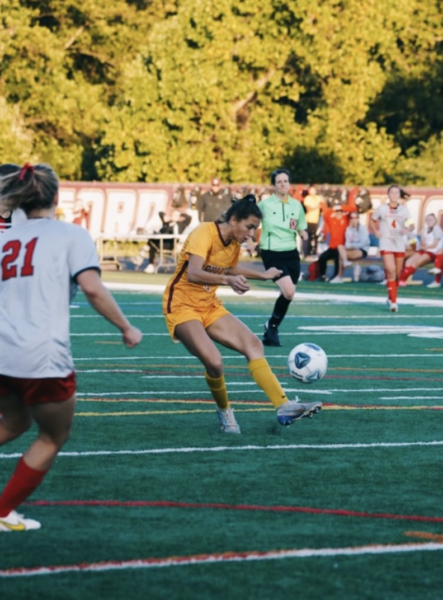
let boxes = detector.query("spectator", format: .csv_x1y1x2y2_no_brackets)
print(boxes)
159,185,192,236
399,213,442,286
139,186,192,274
314,195,357,283
197,178,232,223
340,212,371,282
302,185,322,256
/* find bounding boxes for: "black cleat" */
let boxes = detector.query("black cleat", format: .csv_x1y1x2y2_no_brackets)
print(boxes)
262,321,282,347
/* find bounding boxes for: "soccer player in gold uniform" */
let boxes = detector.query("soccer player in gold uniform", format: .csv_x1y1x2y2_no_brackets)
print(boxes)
163,195,322,433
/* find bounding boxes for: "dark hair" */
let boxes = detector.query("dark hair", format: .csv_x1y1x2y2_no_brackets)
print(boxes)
0,163,58,215
220,194,262,223
0,163,20,177
271,168,290,185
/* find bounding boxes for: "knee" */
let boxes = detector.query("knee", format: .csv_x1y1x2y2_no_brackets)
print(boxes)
250,335,264,354
205,355,224,378
242,335,265,361
41,427,73,452
280,285,295,300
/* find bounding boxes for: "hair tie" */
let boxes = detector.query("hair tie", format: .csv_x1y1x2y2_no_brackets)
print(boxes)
19,163,34,181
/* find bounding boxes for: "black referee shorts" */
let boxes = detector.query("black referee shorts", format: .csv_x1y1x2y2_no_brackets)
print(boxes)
260,248,301,284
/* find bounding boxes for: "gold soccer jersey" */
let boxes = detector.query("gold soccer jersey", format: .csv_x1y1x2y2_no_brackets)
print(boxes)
163,222,240,314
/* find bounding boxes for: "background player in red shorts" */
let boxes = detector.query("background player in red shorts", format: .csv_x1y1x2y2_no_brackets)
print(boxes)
369,185,413,312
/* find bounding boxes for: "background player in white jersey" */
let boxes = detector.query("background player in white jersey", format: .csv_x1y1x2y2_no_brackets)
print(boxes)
369,185,413,312
398,213,442,286
0,163,142,532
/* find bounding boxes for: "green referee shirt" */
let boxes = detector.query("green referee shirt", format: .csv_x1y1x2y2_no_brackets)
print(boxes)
259,194,307,252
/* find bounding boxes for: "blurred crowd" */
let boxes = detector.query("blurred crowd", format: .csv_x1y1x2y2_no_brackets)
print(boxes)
55,176,442,289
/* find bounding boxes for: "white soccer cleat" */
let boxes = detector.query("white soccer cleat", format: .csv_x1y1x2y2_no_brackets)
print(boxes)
427,281,441,288
0,510,41,532
276,398,322,426
428,267,442,275
216,406,241,434
388,301,398,312
329,276,343,284
144,263,156,274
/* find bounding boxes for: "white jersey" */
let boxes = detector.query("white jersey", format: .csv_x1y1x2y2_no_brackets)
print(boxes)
371,203,412,252
345,224,370,252
0,209,27,232
420,224,442,252
0,219,99,378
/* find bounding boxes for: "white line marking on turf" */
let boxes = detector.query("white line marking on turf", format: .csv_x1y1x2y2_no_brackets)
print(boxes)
380,396,443,400
71,314,443,319
74,388,443,398
2,441,443,460
71,330,443,338
73,354,443,361
2,543,443,577
299,325,443,336
75,356,200,361
71,333,171,336
104,282,443,307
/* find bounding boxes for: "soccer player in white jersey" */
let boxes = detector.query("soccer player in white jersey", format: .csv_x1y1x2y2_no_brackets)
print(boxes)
0,163,142,532
369,185,413,312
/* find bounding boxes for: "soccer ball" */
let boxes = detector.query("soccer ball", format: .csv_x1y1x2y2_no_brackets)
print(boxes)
288,343,328,384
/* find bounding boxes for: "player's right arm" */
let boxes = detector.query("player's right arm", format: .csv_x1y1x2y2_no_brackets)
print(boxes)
77,269,142,347
187,254,250,294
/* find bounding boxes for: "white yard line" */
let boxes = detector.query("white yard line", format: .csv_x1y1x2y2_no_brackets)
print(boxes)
73,354,443,360
104,282,443,307
2,441,443,460
1,542,443,577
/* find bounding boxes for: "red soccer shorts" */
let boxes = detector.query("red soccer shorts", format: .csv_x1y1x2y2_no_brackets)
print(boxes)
0,372,76,405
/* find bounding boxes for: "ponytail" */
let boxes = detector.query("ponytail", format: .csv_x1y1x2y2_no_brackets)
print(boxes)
0,163,58,215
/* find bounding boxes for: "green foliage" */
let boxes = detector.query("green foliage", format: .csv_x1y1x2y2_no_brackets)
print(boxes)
1,0,442,184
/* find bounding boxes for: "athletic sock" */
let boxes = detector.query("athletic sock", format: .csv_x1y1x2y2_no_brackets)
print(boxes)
268,295,292,328
249,358,288,408
0,457,48,518
387,280,397,303
400,265,415,281
435,254,443,283
205,373,229,410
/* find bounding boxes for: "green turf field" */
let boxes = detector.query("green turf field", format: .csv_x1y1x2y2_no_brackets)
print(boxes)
1,276,443,599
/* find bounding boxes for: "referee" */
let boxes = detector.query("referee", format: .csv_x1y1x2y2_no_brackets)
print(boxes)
259,169,308,346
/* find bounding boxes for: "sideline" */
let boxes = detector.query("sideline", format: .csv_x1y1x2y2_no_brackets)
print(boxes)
104,281,443,307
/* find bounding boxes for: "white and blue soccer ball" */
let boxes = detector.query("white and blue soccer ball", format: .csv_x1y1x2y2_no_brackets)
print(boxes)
288,343,328,384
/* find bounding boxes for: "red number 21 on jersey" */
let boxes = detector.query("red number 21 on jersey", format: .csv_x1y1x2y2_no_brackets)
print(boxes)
1,237,38,281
